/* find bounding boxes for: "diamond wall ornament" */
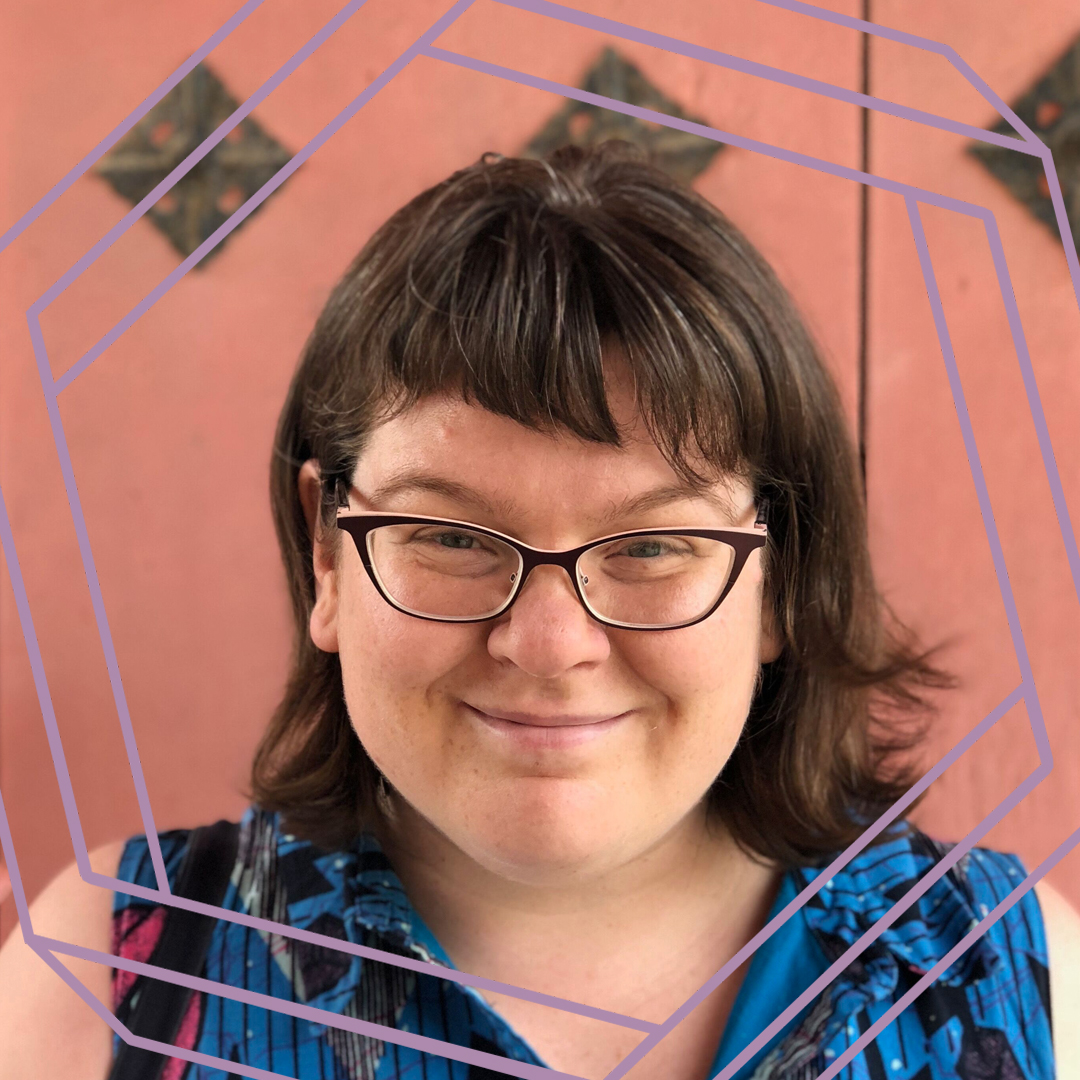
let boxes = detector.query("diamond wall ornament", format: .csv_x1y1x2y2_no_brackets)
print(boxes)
969,33,1080,251
523,47,724,185
6,2,1080,1077
94,62,294,264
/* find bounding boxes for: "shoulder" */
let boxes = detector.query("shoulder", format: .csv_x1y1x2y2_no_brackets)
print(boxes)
110,826,194,911
801,827,1068,1070
886,831,1079,1078
1033,879,1080,1080
0,839,127,1080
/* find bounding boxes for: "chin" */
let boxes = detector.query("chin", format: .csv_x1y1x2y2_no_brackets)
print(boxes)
452,779,638,885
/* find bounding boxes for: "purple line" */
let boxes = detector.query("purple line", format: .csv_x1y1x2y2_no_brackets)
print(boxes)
0,728,653,1033
491,0,1034,155
67,871,661,1025
0,789,286,1080
754,0,925,40
7,0,376,879
498,0,1080,324
32,0,379,319
11,23,1065,1066
0,484,100,880
624,761,1038,1080
0,684,1019,1047
647,685,1025,1034
421,38,1080,645
692,188,1077,1080
754,0,970,63
756,0,1042,148
500,0,1080,337
611,181,1072,1069
24,314,168,891
18,0,392,897
52,0,473,395
2,0,1076,1074
28,946,298,1080
979,211,1080,611
17,0,1069,912
7,671,1036,1080
403,33,1074,1067
33,941,454,1080
1036,151,1080,316
691,191,1077,1080
755,1,1080,318
39,938,580,1080
17,0,481,902
705,770,1052,1080
0,0,268,256
942,50,1039,145
422,47,1005,216
6,46,1071,1080
817,821,1080,1080
905,196,1052,767
0,753,46,935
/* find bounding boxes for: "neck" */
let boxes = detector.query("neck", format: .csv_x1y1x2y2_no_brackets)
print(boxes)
371,796,780,998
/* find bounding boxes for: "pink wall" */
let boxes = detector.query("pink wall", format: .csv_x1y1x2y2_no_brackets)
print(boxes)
865,0,1080,893
2,0,1078,952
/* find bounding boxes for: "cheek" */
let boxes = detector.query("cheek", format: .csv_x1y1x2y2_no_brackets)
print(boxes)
619,574,765,777
347,612,450,688
338,552,471,678
627,585,763,702
335,579,477,751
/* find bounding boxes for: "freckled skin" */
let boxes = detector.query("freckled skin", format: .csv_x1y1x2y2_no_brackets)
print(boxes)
296,372,792,1078
304,373,779,889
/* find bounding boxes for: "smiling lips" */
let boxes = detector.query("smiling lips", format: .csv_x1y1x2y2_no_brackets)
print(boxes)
465,704,630,726
462,702,634,750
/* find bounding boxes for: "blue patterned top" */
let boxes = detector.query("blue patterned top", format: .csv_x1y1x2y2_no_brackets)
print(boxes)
110,806,1055,1080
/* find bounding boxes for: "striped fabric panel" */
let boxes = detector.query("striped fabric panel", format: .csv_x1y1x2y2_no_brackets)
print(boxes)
110,809,1055,1080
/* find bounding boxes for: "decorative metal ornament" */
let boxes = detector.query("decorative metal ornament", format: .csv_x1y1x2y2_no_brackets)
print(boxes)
969,33,1080,251
523,47,724,185
94,62,294,264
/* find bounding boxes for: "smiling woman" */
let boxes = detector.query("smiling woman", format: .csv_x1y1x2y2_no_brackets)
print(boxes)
263,144,943,874
1,142,1077,1080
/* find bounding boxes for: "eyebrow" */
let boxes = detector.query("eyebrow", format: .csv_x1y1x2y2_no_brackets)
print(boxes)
363,468,740,528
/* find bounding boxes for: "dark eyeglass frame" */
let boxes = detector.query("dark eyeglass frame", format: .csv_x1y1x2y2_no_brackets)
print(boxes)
332,480,769,632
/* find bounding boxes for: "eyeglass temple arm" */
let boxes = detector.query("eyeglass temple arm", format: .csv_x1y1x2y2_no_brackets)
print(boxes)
754,498,769,530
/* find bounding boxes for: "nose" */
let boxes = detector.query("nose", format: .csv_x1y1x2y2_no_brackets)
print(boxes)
485,564,611,677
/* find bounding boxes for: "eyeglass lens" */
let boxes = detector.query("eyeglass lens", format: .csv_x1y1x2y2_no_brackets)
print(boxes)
365,523,737,627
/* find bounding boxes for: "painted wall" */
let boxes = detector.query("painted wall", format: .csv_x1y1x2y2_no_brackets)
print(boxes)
2,0,1078,960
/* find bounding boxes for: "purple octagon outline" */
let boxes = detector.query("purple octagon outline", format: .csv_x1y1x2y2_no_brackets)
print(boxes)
0,0,1078,1077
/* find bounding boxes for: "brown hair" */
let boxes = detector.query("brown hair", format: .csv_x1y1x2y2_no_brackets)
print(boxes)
252,141,952,867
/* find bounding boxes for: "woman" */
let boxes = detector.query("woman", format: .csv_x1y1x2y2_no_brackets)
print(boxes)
1,143,1077,1080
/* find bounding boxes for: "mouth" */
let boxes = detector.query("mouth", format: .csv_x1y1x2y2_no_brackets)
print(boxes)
462,703,633,749
465,704,630,726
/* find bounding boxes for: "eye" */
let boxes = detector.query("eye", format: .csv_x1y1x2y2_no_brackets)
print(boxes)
619,539,676,558
407,528,494,551
430,531,481,549
609,537,692,559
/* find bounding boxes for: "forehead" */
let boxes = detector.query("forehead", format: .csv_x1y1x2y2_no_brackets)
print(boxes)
363,390,650,480
352,390,749,531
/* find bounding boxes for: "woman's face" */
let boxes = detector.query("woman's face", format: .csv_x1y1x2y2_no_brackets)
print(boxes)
305,378,780,885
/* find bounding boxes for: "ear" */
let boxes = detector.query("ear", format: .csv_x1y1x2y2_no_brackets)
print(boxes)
298,460,340,654
759,591,784,664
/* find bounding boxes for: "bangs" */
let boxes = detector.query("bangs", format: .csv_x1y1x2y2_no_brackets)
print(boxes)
265,143,952,864
340,156,775,489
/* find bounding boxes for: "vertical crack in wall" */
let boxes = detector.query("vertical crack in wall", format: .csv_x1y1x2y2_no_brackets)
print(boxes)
858,0,873,496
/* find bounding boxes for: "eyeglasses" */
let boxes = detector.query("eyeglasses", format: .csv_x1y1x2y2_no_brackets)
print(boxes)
334,493,768,632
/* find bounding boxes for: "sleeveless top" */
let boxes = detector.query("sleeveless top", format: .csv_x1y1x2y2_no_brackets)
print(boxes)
110,805,1055,1080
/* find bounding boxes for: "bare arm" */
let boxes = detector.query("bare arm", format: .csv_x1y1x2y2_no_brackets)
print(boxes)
1034,880,1080,1080
0,841,126,1080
